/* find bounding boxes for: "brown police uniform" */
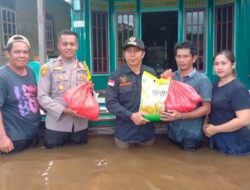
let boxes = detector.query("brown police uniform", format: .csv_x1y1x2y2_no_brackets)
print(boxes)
38,56,89,133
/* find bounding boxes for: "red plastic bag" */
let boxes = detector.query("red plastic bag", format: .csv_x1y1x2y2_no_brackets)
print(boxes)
64,82,100,121
165,80,202,112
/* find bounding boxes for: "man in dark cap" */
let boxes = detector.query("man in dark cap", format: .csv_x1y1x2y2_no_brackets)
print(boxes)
106,37,156,148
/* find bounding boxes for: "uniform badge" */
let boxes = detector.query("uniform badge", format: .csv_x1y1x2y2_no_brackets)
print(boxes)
58,84,65,90
119,74,128,83
41,66,48,76
59,75,64,80
119,74,131,87
79,74,86,80
54,66,63,70
128,37,137,46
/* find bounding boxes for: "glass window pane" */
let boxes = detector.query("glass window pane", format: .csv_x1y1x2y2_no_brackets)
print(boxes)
8,24,11,34
93,13,96,25
228,22,232,50
217,24,221,52
228,5,233,21
217,9,221,23
103,60,107,72
198,26,203,34
4,35,8,45
129,15,134,27
199,11,203,25
103,29,106,55
94,60,97,72
198,57,204,70
187,25,192,34
3,10,6,21
93,29,97,57
118,15,122,24
129,29,133,37
98,14,102,27
3,23,7,33
97,59,103,72
222,22,227,49
222,7,227,22
193,34,197,41
124,29,128,39
187,12,192,25
186,26,192,40
193,12,198,25
98,29,102,57
193,26,198,34
123,15,128,25
7,11,11,22
102,14,106,27
11,13,15,23
199,34,204,45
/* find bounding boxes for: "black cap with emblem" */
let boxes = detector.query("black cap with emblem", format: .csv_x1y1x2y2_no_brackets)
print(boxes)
123,36,145,51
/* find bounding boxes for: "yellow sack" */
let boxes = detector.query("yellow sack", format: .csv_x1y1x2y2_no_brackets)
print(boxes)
139,71,171,121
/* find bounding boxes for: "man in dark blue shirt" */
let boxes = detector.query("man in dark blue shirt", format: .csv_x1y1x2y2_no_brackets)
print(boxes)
106,37,156,148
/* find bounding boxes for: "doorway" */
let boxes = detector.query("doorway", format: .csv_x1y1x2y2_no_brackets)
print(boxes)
142,11,178,76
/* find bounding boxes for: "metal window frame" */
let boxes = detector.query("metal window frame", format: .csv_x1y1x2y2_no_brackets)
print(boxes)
1,7,17,48
91,11,109,74
185,8,207,72
45,19,54,51
116,12,135,68
215,3,234,53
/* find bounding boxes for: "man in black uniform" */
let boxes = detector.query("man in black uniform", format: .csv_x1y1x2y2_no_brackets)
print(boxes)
106,37,156,148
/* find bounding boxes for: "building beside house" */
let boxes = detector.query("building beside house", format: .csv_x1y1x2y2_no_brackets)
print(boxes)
0,0,71,64
70,0,250,90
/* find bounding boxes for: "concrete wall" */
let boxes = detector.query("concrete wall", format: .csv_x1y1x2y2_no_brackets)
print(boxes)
0,0,70,64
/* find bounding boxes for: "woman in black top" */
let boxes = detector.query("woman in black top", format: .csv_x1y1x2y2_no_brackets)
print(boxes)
203,50,250,155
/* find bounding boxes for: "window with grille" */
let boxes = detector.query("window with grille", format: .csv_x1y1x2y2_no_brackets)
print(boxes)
215,3,234,53
45,19,54,51
116,13,135,68
1,8,16,47
91,11,108,74
185,9,206,71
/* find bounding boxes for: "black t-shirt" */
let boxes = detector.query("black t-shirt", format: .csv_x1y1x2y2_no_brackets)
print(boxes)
209,79,250,125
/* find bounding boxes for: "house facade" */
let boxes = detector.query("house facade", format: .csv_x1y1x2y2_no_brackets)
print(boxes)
70,0,250,89
0,0,71,64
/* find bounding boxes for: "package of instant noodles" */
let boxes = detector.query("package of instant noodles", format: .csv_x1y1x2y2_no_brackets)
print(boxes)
139,71,171,121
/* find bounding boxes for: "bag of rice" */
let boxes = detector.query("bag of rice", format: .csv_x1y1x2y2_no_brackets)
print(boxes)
139,71,171,121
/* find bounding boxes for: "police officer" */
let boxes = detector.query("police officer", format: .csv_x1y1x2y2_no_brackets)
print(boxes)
38,30,91,148
106,37,156,148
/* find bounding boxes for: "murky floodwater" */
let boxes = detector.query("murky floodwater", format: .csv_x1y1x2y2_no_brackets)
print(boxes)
1,135,250,190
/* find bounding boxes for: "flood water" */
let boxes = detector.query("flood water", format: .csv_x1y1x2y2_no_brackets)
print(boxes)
0,135,250,190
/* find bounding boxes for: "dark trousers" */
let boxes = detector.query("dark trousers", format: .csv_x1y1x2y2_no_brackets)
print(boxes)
181,138,202,151
44,128,88,149
1,135,38,155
